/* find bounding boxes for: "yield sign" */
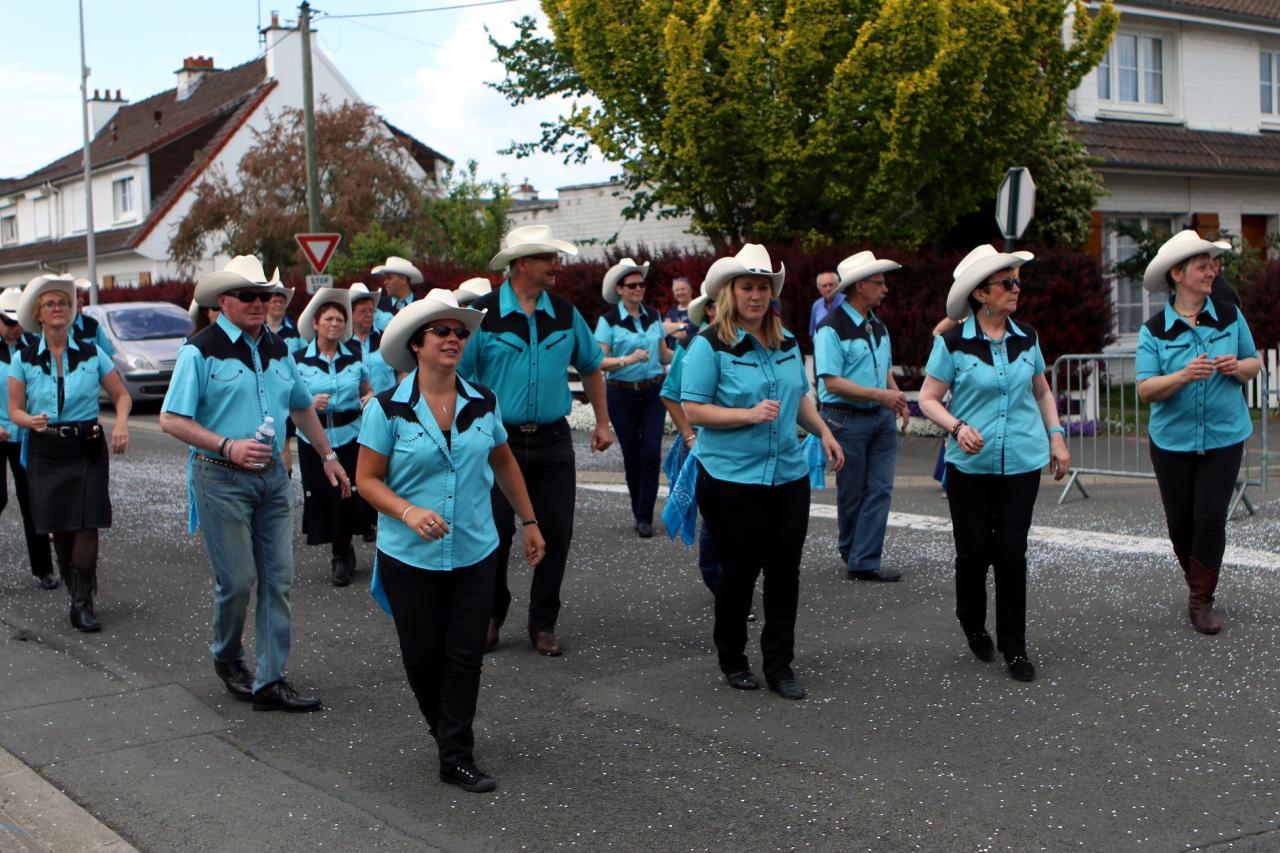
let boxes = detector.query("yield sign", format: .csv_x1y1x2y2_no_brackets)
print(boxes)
294,232,342,274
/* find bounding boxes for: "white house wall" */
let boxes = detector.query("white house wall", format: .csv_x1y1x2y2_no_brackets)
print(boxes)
1097,171,1280,236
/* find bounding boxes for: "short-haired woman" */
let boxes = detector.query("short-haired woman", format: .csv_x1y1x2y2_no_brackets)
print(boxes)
918,246,1069,682
681,246,843,701
1136,230,1261,634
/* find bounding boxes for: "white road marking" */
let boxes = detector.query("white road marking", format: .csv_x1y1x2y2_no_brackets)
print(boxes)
579,483,1280,570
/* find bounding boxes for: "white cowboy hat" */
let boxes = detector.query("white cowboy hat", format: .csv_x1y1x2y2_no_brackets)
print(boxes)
297,288,354,343
489,224,578,271
17,274,78,333
0,286,22,321
371,256,424,284
687,292,713,328
188,298,200,324
1143,230,1227,293
836,251,901,293
380,287,487,373
945,245,1035,321
347,281,381,306
73,278,94,291
601,258,650,305
702,245,785,300
454,277,493,306
195,255,273,307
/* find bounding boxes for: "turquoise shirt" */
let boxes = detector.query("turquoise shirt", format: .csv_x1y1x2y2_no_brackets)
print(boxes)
594,304,665,383
1135,296,1256,453
74,314,116,357
660,338,690,403
352,331,397,394
7,333,113,424
374,292,415,333
0,338,24,441
680,326,809,486
925,315,1049,476
267,318,305,355
814,302,891,408
359,373,507,592
459,281,603,426
293,340,370,450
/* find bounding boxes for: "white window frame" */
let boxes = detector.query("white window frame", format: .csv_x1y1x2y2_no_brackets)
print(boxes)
0,212,16,245
112,175,136,222
1104,214,1183,343
1096,28,1175,120
1262,49,1280,118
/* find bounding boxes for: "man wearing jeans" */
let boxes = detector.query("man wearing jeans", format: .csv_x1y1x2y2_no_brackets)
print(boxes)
160,255,350,712
814,252,910,582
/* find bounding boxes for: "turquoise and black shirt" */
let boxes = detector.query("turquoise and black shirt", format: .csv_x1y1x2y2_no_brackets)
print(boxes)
814,302,891,408
594,304,665,383
293,339,370,450
1136,296,1256,453
353,331,397,394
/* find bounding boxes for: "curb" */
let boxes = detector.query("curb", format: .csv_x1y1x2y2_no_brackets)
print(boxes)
0,745,136,853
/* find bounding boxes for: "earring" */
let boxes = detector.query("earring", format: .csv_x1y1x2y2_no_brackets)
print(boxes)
983,305,992,317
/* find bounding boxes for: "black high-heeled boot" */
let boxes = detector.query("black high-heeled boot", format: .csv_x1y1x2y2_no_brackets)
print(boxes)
67,565,101,633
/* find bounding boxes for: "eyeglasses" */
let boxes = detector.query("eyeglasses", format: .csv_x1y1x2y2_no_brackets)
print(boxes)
619,281,646,290
423,325,471,340
986,277,1021,291
39,299,71,310
229,290,274,303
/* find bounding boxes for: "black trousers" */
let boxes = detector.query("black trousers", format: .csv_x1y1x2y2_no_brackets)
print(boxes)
696,466,810,683
1149,440,1243,568
606,381,665,525
490,419,575,634
0,441,53,577
944,465,1040,661
379,549,496,768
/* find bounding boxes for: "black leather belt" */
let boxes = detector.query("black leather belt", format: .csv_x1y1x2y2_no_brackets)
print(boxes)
607,376,663,391
195,453,277,472
819,402,878,415
326,409,361,427
39,420,102,439
508,418,566,435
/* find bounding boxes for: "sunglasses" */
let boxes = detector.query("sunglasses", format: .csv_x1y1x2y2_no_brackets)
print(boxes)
423,325,471,340
619,281,646,290
229,290,275,303
986,277,1021,291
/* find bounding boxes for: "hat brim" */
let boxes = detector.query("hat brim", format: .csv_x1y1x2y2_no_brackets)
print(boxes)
687,294,711,328
837,259,901,293
371,263,424,284
945,252,1033,322
601,262,650,305
348,287,381,306
1142,239,1224,293
380,300,487,373
488,240,579,272
17,278,78,333
703,260,785,301
195,269,271,308
297,288,354,343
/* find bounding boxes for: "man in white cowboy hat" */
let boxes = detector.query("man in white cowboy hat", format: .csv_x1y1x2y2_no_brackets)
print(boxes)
0,286,57,589
814,251,911,582
160,255,352,712
371,256,424,332
347,282,396,395
459,224,613,657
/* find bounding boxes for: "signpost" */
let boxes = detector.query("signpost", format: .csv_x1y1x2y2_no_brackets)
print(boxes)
995,167,1035,251
294,232,341,293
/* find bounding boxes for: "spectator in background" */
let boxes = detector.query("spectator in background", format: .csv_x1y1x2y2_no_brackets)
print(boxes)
372,256,423,332
664,275,696,348
807,270,844,340
454,277,493,307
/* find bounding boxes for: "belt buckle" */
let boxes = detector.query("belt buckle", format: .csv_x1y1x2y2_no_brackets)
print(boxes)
518,423,538,434
56,425,77,438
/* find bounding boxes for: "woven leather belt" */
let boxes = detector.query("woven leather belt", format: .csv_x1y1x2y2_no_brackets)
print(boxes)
607,376,664,391
194,453,277,472
819,402,878,415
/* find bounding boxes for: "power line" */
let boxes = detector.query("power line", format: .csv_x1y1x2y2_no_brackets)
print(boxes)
318,0,523,20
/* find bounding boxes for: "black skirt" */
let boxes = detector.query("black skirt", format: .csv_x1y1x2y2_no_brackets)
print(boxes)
26,428,112,534
298,438,369,546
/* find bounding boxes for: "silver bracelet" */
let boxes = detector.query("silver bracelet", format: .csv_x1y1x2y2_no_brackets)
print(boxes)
400,505,414,523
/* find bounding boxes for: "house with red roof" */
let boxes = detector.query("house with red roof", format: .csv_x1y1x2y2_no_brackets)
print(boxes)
0,14,447,289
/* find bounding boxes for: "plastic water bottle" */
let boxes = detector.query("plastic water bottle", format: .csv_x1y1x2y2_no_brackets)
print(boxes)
253,416,276,447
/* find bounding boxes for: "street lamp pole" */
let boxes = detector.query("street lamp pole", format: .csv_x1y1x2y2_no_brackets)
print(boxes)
78,0,98,305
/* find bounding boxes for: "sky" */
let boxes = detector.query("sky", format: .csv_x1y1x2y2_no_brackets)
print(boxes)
0,0,617,197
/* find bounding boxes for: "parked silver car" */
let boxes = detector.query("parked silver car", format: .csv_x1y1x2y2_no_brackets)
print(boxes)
81,302,191,401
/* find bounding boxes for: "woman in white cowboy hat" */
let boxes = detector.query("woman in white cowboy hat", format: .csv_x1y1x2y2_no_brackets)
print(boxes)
595,257,673,537
265,278,303,353
918,245,1069,682
293,288,373,587
0,286,58,589
660,283,722,593
1135,230,1261,635
356,288,544,794
680,245,843,700
7,274,132,632
346,282,396,395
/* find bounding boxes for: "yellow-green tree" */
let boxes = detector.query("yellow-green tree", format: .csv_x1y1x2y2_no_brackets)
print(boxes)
491,0,1117,249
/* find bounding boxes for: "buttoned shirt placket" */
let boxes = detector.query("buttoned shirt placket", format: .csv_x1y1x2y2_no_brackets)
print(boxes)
525,311,540,425
248,336,269,429
418,397,459,570
755,339,781,485
986,332,1011,475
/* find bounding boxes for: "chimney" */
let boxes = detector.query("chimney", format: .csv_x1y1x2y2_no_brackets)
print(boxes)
175,55,217,101
88,88,127,137
512,180,539,203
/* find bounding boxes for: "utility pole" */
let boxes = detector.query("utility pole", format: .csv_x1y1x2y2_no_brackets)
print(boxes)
300,2,321,232
78,0,98,304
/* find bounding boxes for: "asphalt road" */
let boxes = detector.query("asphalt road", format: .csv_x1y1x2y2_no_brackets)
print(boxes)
1,415,1279,851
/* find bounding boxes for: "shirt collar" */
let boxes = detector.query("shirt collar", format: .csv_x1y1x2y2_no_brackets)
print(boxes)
841,301,868,326
961,314,1024,340
216,312,251,345
304,339,352,359
498,280,556,319
1163,296,1218,332
37,332,82,355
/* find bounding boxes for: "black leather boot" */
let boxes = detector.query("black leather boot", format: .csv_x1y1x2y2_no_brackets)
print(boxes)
67,566,101,633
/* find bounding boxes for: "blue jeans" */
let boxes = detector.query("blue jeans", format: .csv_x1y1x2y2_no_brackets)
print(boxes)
192,460,295,692
823,406,897,573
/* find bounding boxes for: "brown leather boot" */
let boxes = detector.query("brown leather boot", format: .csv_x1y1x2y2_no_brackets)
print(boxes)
1186,557,1222,635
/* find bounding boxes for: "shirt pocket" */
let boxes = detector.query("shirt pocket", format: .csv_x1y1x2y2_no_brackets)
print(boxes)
209,361,248,384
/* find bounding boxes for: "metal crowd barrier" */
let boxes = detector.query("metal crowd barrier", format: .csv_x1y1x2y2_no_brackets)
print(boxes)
1051,352,1271,518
